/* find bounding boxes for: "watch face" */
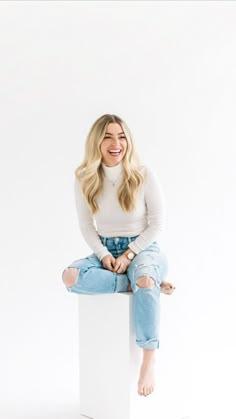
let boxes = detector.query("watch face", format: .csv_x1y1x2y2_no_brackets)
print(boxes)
128,252,134,260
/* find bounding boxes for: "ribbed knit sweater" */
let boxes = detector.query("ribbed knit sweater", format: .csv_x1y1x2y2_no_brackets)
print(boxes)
74,162,166,260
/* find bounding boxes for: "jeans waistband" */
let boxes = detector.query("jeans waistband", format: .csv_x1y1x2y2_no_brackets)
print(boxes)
99,235,139,246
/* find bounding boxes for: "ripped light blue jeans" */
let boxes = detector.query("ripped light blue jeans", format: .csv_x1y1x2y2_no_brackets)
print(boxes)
61,235,168,350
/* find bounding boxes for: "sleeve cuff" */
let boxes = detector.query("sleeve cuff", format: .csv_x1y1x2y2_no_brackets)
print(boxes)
128,242,142,255
97,248,112,261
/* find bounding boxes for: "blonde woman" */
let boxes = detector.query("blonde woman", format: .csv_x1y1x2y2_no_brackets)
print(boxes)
62,114,176,397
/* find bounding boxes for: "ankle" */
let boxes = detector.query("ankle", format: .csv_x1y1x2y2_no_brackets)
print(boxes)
142,350,157,363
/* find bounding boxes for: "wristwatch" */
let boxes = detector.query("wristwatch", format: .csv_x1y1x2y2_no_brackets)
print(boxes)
126,251,135,261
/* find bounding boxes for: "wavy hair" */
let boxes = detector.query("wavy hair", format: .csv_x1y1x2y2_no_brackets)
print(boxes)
74,114,145,214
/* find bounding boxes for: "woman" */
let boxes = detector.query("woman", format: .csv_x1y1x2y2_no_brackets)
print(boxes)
62,114,176,397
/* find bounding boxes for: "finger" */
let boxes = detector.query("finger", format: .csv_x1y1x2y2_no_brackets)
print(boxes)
109,262,116,271
110,259,116,268
113,262,120,272
118,264,127,274
104,263,113,271
112,264,117,272
113,264,120,273
117,265,124,274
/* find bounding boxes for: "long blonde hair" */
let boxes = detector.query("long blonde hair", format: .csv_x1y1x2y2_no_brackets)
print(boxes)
75,114,145,214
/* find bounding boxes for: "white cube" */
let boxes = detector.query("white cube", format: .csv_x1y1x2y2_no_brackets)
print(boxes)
78,292,150,419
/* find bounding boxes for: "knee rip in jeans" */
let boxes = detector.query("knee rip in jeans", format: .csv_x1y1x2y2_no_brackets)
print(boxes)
62,267,80,288
136,275,155,289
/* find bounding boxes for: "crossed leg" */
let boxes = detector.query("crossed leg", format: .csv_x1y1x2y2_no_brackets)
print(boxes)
62,266,176,295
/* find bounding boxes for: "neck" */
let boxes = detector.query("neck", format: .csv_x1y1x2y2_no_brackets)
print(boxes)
101,161,123,184
102,161,122,168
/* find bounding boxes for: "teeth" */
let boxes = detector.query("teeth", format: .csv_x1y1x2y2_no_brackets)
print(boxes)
109,150,121,152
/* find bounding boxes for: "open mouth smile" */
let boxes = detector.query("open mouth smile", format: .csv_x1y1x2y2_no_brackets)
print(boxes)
108,149,122,156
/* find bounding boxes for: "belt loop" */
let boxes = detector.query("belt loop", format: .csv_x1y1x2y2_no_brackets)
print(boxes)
128,237,131,243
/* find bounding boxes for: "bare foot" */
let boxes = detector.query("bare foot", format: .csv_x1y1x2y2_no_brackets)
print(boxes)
160,281,176,295
138,358,156,397
127,281,176,294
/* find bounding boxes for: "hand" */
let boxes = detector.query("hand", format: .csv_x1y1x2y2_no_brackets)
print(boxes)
112,254,131,274
101,254,116,271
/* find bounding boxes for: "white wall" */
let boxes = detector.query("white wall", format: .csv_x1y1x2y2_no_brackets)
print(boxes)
0,1,235,418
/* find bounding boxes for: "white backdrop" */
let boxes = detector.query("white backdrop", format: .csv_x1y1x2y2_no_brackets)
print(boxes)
0,1,235,419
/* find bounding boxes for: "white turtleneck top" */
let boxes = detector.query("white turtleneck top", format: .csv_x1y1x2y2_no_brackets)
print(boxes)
74,162,166,260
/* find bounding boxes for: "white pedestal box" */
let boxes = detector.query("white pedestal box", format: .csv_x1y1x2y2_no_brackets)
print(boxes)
78,292,151,419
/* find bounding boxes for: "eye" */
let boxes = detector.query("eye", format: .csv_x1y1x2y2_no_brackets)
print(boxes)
103,136,126,140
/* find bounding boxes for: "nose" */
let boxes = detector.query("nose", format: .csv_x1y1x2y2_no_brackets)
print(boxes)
111,138,121,146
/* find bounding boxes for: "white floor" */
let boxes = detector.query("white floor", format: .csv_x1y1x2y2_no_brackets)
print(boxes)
0,403,192,419
1,409,191,419
0,405,80,419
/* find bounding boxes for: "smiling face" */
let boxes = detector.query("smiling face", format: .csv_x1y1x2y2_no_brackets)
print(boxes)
100,123,127,167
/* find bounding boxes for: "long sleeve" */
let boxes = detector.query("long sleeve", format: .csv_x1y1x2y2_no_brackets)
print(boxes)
128,167,166,254
74,177,112,260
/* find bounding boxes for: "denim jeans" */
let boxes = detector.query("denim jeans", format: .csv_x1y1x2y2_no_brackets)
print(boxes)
61,235,168,349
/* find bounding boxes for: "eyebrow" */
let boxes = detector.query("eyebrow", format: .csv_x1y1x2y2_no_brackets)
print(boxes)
105,132,125,135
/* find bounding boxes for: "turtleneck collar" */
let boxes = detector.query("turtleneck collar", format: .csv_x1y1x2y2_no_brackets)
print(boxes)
101,161,123,182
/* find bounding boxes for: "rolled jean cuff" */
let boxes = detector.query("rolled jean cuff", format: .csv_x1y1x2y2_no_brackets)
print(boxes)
136,339,160,350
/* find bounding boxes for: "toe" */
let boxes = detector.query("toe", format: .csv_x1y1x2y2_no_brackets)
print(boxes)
144,387,148,397
138,386,144,396
146,387,151,396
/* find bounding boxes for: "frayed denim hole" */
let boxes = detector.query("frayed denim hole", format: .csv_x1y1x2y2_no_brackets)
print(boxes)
132,264,147,293
61,267,68,282
136,277,156,289
62,266,74,283
133,264,160,291
63,267,80,289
